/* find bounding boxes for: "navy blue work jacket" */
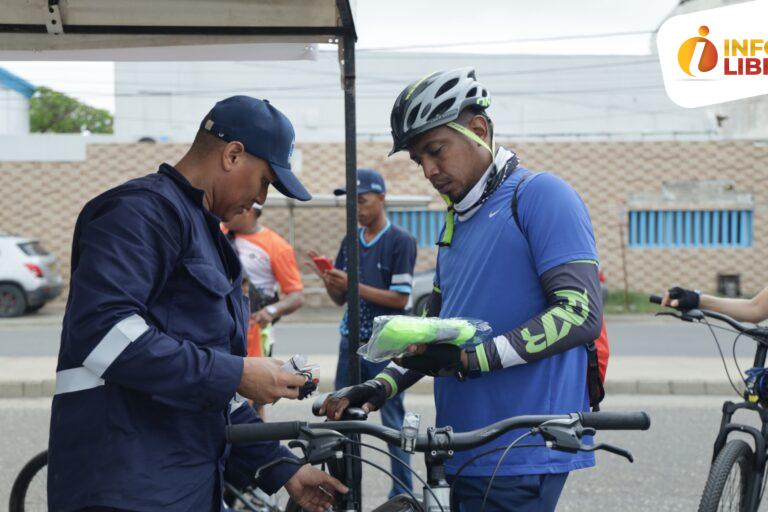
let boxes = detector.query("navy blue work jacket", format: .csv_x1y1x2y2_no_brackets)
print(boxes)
48,164,298,512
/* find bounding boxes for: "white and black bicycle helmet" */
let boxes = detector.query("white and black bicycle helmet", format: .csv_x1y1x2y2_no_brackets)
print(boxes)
389,67,490,155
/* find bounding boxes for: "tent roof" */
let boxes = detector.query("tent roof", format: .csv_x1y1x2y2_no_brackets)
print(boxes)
0,0,355,61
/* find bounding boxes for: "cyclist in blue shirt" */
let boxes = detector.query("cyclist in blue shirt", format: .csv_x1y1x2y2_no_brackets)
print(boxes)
311,168,417,499
320,69,604,511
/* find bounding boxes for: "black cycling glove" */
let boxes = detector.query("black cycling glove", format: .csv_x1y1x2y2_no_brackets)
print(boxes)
332,379,388,411
398,344,464,378
668,286,701,310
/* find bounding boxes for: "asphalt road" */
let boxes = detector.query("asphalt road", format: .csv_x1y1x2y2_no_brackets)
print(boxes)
1,394,767,511
0,316,761,360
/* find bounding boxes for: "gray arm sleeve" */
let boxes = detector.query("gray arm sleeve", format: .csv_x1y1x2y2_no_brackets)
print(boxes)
480,260,603,370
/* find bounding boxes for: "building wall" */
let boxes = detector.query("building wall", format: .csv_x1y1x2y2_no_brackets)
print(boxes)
0,139,765,307
0,88,29,135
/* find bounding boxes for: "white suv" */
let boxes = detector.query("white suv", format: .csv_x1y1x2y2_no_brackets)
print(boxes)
0,235,63,317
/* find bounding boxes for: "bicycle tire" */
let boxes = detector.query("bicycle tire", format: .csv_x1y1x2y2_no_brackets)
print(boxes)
12,450,283,512
9,450,48,512
698,440,756,512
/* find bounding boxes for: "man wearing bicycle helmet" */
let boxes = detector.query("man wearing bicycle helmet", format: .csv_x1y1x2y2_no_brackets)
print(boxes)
662,286,768,321
321,68,604,511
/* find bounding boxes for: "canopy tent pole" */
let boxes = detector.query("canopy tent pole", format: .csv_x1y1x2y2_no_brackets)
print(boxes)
338,0,360,388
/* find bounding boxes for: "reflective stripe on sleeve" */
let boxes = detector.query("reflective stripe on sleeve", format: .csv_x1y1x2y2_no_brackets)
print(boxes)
55,367,105,395
55,314,149,396
83,315,149,377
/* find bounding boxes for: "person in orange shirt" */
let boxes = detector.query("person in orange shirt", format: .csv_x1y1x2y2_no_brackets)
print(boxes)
224,203,304,358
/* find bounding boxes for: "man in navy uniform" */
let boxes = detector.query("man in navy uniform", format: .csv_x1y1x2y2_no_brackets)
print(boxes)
48,96,347,512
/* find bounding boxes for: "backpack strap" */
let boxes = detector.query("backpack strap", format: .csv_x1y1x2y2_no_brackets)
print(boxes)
585,340,605,411
510,171,540,234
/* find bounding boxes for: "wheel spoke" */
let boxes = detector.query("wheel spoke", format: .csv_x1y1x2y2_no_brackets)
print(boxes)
718,462,744,512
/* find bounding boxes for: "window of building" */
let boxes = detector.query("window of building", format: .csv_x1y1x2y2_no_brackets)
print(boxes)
389,209,443,248
628,210,752,248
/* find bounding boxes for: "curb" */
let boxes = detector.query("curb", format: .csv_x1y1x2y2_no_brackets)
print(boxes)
0,379,742,399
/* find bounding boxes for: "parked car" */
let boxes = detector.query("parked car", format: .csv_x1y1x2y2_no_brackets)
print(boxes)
0,234,62,317
409,268,435,316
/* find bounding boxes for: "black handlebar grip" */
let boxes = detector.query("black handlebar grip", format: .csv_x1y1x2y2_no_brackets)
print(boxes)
649,295,663,305
227,421,303,444
579,411,651,431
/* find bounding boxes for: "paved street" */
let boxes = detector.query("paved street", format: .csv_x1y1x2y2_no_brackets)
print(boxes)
0,314,761,360
2,393,767,511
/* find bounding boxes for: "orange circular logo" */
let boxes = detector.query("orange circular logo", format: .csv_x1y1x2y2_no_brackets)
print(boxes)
678,25,719,76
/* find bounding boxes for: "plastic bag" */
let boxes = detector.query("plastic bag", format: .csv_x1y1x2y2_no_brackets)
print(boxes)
357,315,493,363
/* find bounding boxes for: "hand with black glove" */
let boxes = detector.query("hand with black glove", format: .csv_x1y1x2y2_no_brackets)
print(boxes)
663,286,701,310
319,379,388,420
395,344,466,378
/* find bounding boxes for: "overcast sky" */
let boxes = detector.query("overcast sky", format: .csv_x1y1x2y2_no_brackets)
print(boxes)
0,0,679,113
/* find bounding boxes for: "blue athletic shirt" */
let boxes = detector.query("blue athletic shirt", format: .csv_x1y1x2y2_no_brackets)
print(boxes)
335,219,417,341
435,168,598,477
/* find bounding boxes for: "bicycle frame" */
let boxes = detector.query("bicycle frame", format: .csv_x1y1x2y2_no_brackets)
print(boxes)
651,296,768,511
324,427,452,511
711,343,768,511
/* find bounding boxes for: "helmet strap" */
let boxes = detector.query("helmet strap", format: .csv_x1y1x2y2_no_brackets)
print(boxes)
446,121,495,157
437,121,496,247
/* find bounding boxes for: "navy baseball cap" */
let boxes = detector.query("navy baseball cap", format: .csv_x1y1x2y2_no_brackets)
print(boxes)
333,168,386,196
201,96,311,201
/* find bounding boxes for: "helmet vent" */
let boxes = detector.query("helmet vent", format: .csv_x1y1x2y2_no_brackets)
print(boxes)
436,78,459,97
429,98,455,120
407,105,420,127
466,87,477,98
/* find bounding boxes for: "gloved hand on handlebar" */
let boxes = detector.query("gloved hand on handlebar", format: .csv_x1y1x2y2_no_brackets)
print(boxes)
663,286,700,310
319,379,388,420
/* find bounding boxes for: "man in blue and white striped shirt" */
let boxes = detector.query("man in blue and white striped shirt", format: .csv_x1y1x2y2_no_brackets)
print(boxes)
315,168,418,498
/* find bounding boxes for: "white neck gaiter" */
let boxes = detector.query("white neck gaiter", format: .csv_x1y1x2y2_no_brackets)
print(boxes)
454,146,515,222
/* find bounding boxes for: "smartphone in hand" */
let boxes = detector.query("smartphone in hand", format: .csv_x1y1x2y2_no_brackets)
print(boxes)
312,256,334,273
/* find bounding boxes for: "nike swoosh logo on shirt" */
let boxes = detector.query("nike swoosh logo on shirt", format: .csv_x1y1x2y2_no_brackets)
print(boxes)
489,209,501,218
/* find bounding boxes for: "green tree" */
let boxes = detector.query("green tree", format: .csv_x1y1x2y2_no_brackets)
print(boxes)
29,86,113,134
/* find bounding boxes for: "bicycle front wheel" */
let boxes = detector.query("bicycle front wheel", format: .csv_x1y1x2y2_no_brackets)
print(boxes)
698,440,756,512
9,450,48,512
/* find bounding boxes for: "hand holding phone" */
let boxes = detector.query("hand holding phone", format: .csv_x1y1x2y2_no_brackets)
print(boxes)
312,256,334,273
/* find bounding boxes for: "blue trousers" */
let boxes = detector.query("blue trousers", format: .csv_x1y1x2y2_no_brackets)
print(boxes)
335,336,413,499
448,473,568,512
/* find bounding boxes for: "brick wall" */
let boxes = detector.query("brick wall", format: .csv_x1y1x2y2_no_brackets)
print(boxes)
1,139,765,305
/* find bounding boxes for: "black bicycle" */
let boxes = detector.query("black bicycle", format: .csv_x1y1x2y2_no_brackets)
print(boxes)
228,395,651,512
9,449,286,512
651,294,768,512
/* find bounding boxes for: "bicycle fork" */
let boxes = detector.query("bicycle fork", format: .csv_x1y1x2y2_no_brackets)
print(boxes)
713,401,768,511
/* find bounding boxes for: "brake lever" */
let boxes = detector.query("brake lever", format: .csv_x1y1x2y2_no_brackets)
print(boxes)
655,310,702,323
581,442,635,463
286,427,347,465
253,456,303,482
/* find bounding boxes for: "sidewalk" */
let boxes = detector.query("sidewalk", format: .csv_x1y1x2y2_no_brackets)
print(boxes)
0,354,751,398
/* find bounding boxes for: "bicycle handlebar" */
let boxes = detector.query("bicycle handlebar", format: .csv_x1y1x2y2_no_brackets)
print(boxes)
650,294,768,338
226,411,650,449
579,411,651,430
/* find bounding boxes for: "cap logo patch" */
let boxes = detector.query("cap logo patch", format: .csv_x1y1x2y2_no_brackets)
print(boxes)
204,119,214,131
287,139,295,167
